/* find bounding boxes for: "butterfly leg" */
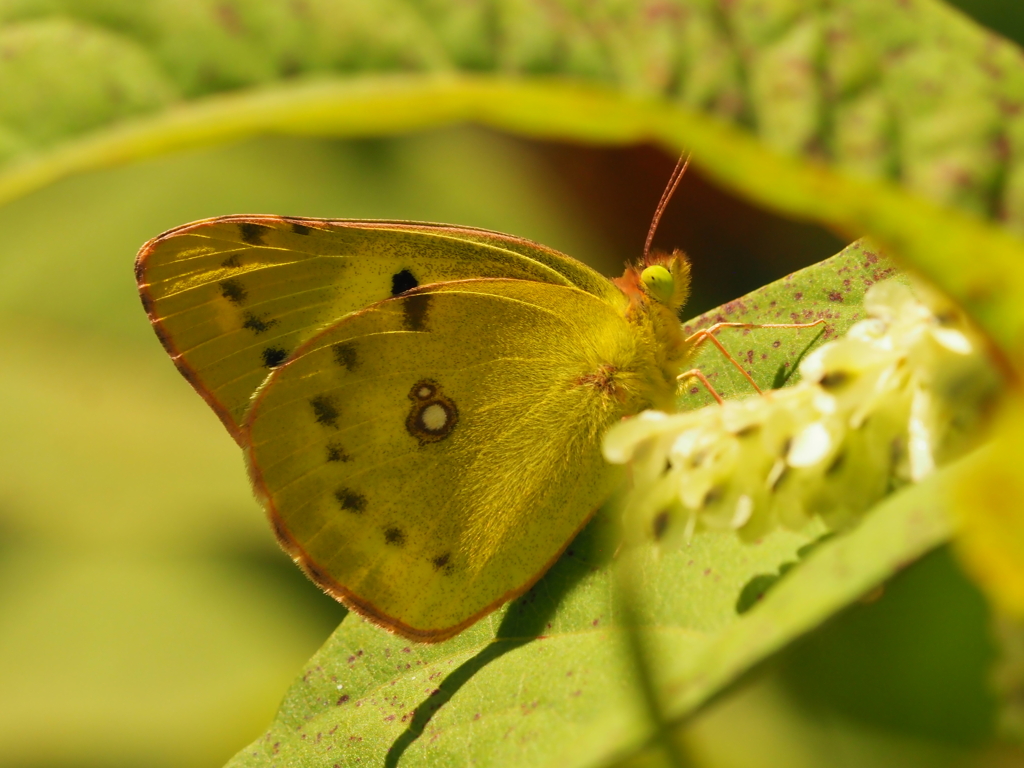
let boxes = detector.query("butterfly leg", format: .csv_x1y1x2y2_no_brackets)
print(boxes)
685,319,826,395
677,368,725,404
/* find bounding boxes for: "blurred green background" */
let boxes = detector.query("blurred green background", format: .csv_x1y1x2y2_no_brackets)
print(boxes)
1,1,1023,766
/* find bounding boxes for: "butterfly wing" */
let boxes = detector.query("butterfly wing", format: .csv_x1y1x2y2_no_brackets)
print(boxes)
136,217,624,441
243,278,653,641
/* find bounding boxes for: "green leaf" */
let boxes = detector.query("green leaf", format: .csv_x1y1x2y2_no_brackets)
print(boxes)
3,1,1024,361
226,428,957,768
679,237,901,407
225,247,962,768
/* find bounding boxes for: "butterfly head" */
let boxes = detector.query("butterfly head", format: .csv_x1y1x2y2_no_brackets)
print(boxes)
616,248,691,317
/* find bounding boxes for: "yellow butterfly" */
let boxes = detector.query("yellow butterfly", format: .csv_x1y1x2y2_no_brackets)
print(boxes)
136,215,693,641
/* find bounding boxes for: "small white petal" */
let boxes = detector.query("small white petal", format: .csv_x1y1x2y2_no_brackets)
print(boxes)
766,458,787,489
788,422,832,467
684,508,698,544
670,429,702,458
640,410,669,421
908,388,935,481
813,392,837,414
731,495,754,529
931,327,973,355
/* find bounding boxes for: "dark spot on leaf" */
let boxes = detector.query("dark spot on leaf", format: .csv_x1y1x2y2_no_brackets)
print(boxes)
384,527,406,546
402,292,432,331
335,488,366,513
310,395,339,427
216,2,244,34
239,222,268,245
333,342,358,371
326,442,350,462
337,694,350,705
391,269,418,295
828,291,844,302
262,346,288,367
243,312,278,334
219,278,247,304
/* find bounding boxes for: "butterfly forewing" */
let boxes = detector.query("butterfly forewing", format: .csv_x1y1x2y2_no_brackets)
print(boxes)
243,279,647,641
137,217,624,440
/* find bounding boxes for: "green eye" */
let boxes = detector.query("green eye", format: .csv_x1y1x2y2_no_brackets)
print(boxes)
641,265,674,304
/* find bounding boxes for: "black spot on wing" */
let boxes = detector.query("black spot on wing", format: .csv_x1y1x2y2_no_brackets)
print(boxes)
326,442,351,462
220,278,247,304
239,222,269,245
431,553,450,570
310,395,339,428
402,293,432,331
333,342,358,371
391,269,418,296
290,221,311,236
384,527,406,546
262,347,288,367
335,488,366,513
221,254,242,268
243,312,278,334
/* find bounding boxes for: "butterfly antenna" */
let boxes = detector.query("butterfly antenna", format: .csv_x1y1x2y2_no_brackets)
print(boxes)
643,152,691,262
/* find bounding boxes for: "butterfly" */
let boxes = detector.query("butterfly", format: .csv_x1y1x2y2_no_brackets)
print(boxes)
136,215,694,641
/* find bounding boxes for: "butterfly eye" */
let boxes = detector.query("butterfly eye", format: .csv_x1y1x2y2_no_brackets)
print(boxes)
641,265,675,305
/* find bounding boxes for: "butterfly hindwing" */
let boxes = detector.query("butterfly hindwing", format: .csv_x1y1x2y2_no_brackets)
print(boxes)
136,217,625,440
243,279,648,640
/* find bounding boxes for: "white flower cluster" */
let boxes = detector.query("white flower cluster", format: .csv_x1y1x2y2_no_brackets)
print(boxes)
603,279,1000,548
